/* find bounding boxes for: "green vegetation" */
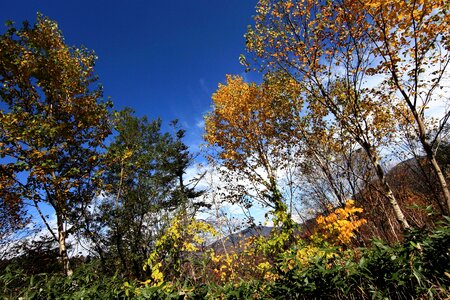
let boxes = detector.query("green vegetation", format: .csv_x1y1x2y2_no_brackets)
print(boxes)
1,219,449,299
1,0,450,299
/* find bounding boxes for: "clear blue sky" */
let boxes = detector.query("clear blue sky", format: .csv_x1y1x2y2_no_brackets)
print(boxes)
0,0,258,149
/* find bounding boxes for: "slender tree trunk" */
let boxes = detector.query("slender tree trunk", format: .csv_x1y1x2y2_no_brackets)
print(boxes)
375,9,450,213
95,245,107,273
363,143,411,230
394,77,450,213
386,213,400,243
270,177,295,234
56,212,73,276
428,155,450,213
410,108,450,213
312,151,346,207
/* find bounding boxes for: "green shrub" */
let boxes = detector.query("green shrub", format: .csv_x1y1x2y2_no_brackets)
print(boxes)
1,221,449,299
271,220,450,299
0,261,127,299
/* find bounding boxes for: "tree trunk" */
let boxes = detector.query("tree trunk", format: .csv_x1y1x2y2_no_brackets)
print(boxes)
398,99,450,214
420,138,450,214
429,155,450,212
56,212,73,276
363,143,411,230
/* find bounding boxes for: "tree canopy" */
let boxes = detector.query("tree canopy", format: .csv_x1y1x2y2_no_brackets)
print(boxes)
0,15,111,275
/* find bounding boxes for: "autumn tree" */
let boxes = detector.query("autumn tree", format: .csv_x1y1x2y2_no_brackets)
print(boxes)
0,16,111,276
205,73,303,230
362,0,450,212
245,0,412,229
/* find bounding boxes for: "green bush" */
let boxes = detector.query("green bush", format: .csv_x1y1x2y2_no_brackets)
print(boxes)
1,221,449,299
0,261,127,299
271,220,450,299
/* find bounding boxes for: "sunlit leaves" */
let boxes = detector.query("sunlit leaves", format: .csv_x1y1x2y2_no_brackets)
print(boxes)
314,200,367,245
0,15,111,275
0,15,111,202
204,73,303,213
245,0,426,229
144,212,217,285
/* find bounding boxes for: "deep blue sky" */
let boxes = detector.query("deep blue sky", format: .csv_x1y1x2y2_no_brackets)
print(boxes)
1,0,258,149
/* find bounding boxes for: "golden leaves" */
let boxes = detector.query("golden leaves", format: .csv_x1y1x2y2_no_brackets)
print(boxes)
314,200,367,245
145,212,217,279
0,15,111,217
205,74,303,169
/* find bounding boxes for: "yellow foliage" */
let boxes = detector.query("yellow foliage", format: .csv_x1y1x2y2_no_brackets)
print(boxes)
314,200,366,245
150,263,164,286
143,212,217,286
204,73,303,173
210,250,238,283
142,202,365,287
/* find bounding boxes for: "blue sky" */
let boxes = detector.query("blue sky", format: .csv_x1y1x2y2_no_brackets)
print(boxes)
0,0,258,149
1,1,271,236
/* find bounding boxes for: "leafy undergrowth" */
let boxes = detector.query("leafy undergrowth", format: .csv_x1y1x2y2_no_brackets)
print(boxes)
1,219,449,299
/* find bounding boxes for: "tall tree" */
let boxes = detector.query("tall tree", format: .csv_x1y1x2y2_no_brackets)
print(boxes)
0,15,111,276
205,73,303,229
245,0,411,229
362,0,450,212
246,0,450,215
94,109,200,279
